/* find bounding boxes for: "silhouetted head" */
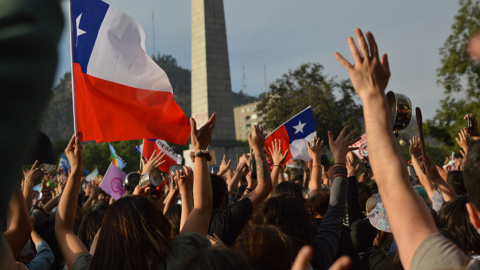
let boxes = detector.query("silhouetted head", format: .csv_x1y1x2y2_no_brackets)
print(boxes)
272,181,305,205
210,174,229,209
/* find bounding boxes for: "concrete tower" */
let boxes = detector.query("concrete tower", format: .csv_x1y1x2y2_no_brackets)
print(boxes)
185,0,244,168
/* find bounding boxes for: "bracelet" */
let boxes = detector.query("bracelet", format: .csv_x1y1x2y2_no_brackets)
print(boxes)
245,187,253,192
334,163,346,166
189,150,212,163
312,164,321,168
273,164,282,168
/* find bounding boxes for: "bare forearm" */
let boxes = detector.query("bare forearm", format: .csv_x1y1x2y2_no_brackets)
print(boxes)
362,95,437,267
56,170,82,231
309,158,321,196
410,155,435,199
163,190,178,215
5,188,32,258
254,152,272,198
270,167,281,194
193,158,212,210
227,169,243,197
179,192,193,231
83,195,96,210
434,178,457,202
43,195,60,212
23,181,34,210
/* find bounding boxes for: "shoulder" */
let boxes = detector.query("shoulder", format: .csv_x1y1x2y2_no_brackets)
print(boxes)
165,233,211,270
72,253,93,270
411,233,470,270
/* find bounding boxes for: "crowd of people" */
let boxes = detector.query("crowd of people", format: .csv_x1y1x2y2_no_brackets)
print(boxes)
2,0,480,269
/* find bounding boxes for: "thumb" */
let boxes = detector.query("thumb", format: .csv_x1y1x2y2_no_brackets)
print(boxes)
291,246,313,270
329,256,352,270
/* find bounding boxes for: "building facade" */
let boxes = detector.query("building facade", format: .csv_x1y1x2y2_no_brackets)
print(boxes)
234,101,264,141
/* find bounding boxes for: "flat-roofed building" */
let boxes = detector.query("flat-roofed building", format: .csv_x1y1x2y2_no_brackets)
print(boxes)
234,101,264,141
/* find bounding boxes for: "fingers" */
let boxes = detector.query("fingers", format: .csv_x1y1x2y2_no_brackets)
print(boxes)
381,54,390,73
31,160,39,170
365,31,379,60
190,117,197,133
67,134,76,149
347,36,362,64
206,112,217,129
344,129,357,142
355,28,370,60
226,159,232,168
328,131,334,144
334,52,354,71
283,149,289,158
149,150,157,161
337,126,349,141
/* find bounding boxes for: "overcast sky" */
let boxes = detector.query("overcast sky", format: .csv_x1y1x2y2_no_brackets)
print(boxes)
58,0,461,120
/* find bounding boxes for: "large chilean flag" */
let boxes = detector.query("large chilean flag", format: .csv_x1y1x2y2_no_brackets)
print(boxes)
70,0,190,144
265,107,316,163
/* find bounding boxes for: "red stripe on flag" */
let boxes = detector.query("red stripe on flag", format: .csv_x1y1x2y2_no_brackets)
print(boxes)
142,139,178,173
73,64,190,144
265,125,293,166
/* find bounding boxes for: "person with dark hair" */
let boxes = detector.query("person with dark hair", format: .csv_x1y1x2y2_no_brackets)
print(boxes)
234,224,294,270
56,113,216,270
447,170,466,196
439,195,480,256
164,204,182,239
77,202,107,250
208,125,273,246
305,192,330,218
250,195,313,246
272,181,306,205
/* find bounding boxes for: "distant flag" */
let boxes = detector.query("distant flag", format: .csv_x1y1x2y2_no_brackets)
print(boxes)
350,134,368,160
142,139,182,173
134,144,143,155
85,168,99,182
83,168,90,175
109,144,126,169
286,159,302,169
70,0,190,144
265,106,316,164
59,154,71,174
100,163,127,200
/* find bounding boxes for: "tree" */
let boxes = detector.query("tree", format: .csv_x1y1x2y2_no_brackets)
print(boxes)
427,0,480,150
258,63,363,147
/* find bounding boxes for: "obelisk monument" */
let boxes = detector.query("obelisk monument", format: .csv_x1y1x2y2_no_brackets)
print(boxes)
184,0,244,168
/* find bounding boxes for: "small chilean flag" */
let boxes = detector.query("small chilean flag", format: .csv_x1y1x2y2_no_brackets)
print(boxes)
142,139,182,173
265,106,316,163
71,0,190,144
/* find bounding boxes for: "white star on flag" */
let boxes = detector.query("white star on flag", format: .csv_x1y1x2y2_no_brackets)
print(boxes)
76,13,86,46
293,120,306,134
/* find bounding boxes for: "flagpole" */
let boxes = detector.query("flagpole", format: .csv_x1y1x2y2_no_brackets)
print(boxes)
68,0,79,137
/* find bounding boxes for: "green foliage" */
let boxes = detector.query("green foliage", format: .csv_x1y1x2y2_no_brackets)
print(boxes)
428,0,480,151
82,140,142,175
258,63,363,144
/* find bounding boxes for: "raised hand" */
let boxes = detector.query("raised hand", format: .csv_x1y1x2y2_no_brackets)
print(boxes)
245,171,257,190
267,139,289,166
191,113,216,151
248,125,266,152
346,152,360,177
141,150,166,175
23,161,45,185
307,137,327,162
175,166,194,195
420,156,442,182
409,136,421,157
464,114,480,138
455,129,470,155
217,155,232,176
335,29,390,99
64,135,83,173
328,126,358,164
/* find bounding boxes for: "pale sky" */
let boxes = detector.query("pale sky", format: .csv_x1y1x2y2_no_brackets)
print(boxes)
57,0,461,120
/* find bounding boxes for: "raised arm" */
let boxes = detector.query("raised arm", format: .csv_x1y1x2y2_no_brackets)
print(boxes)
464,114,480,141
421,156,457,202
346,152,363,225
180,113,215,235
335,29,437,268
244,126,273,209
409,136,436,199
217,155,232,177
267,139,289,194
176,166,194,232
307,137,327,197
22,161,45,211
55,135,88,270
311,126,354,270
4,187,32,258
227,155,247,197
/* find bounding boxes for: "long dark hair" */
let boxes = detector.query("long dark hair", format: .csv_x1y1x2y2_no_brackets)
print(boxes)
89,196,171,270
